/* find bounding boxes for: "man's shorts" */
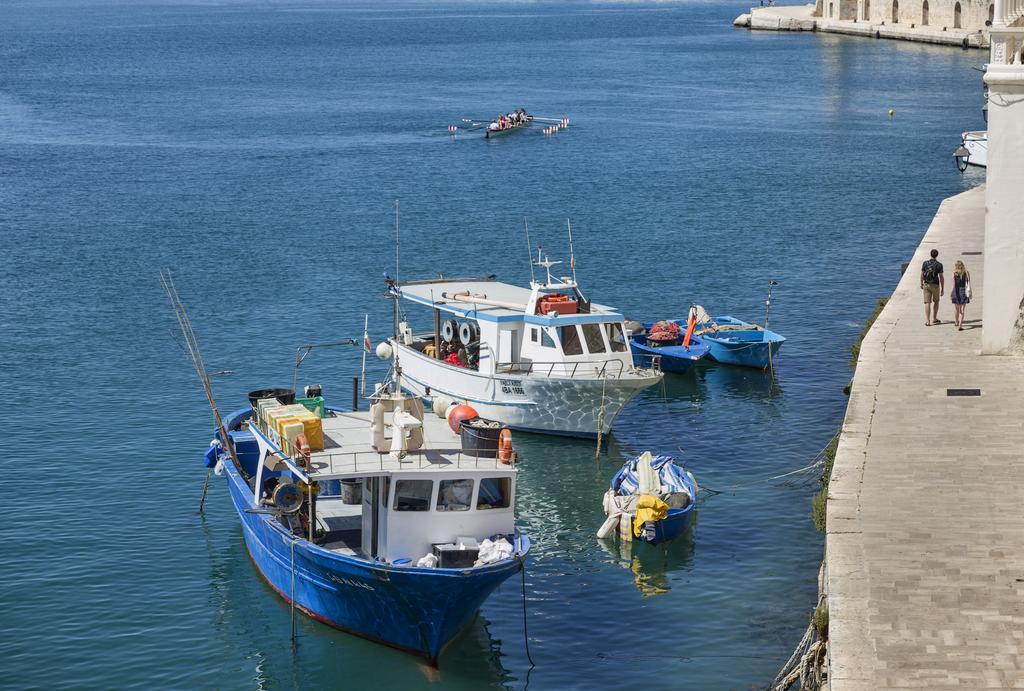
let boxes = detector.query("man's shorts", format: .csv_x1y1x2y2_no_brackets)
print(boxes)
923,283,940,304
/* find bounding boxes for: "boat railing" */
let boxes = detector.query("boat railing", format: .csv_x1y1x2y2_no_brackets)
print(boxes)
307,448,514,477
631,353,662,372
496,357,655,379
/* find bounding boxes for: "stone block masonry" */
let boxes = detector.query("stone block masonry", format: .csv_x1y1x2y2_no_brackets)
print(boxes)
735,4,988,48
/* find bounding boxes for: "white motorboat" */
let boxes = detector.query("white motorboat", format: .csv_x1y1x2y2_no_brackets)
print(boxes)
954,130,987,170
382,256,663,438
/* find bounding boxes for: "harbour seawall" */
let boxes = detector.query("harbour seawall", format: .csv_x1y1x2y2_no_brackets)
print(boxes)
824,184,1024,688
734,4,988,48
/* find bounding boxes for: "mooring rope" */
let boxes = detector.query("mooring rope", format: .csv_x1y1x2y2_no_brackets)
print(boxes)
516,554,536,669
594,376,608,461
699,431,839,496
198,468,213,514
290,538,298,643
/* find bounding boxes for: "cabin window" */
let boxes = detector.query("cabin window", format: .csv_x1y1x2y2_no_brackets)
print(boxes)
530,328,538,343
437,479,474,512
477,477,511,509
540,328,555,348
560,325,583,355
392,479,433,511
582,324,606,354
605,323,628,352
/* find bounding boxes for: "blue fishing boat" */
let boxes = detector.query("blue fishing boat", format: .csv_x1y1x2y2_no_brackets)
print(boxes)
628,321,710,373
208,371,530,665
597,452,697,546
696,315,785,369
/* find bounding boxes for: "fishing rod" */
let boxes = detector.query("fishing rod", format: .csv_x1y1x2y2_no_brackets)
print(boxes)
160,268,244,512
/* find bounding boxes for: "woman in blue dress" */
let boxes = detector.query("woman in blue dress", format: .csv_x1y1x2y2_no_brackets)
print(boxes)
951,260,971,330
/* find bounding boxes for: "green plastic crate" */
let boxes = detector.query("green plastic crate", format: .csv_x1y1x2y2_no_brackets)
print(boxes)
296,396,325,418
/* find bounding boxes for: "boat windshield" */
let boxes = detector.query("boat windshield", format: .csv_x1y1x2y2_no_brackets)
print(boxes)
582,324,606,353
605,323,628,352
560,325,583,355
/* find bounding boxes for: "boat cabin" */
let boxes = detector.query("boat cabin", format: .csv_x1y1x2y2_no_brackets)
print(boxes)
238,388,518,567
388,272,636,379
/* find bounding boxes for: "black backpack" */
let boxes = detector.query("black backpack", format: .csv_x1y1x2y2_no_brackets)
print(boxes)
923,260,940,283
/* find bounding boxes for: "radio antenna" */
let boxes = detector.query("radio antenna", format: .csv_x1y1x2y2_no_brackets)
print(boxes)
567,217,578,284
394,200,400,283
524,218,536,283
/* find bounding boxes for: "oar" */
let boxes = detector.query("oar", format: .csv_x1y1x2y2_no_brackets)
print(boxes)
530,116,567,123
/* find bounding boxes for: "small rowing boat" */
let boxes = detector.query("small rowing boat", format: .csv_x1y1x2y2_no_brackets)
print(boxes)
627,320,710,373
696,315,785,369
597,452,698,546
448,111,568,138
485,111,532,138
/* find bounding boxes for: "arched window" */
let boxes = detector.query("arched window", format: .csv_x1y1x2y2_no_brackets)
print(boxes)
864,0,871,20
988,3,994,24
954,1,961,27
893,0,899,22
922,0,929,25
829,1,835,16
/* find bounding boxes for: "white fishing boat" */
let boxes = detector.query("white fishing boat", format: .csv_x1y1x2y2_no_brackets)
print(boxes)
954,130,987,170
382,253,663,438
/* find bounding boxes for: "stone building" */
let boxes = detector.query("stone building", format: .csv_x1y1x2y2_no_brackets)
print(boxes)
814,0,994,33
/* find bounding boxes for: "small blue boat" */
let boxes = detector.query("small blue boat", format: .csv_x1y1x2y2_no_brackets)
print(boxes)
696,315,785,369
628,324,710,373
598,452,698,546
209,378,530,665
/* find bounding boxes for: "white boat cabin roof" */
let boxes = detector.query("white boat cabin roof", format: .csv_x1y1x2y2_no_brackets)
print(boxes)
250,408,515,484
394,278,625,325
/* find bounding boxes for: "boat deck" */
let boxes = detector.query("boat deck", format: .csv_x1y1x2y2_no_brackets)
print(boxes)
314,498,361,555
305,409,512,480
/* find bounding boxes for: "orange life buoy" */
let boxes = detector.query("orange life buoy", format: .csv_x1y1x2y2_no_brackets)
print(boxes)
498,428,514,464
294,433,311,468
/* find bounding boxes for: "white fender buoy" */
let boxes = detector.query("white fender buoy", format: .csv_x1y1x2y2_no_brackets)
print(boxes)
597,513,620,539
432,395,453,418
375,342,393,360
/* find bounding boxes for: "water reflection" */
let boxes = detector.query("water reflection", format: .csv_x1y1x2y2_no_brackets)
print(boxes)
695,363,783,402
597,528,697,598
202,522,513,688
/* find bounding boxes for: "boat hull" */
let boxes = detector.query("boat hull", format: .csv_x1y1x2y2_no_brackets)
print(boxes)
485,119,531,138
394,342,659,438
638,507,694,545
698,316,785,369
961,130,987,168
628,335,710,373
220,415,527,664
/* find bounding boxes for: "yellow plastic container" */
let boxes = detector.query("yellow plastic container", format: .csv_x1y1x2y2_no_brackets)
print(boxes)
265,407,299,444
281,404,324,451
280,420,305,456
257,398,284,429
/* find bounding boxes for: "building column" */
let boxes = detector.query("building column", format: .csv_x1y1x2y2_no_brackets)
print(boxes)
981,32,1024,354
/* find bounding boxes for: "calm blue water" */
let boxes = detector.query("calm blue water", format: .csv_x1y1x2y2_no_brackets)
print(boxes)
1,1,984,688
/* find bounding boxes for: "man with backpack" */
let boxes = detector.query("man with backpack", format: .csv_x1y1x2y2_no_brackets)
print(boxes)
921,249,944,326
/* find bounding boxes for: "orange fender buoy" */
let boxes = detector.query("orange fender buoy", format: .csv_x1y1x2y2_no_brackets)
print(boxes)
294,433,312,468
447,404,478,434
498,428,514,464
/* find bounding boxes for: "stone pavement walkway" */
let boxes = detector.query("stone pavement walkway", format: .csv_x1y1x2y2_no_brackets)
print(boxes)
827,185,1024,689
